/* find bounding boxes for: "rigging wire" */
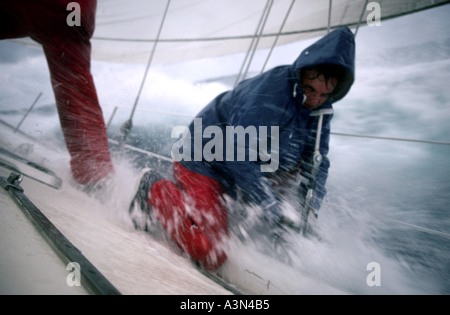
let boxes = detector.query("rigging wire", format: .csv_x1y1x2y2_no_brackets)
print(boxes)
118,0,171,147
331,132,450,146
260,0,296,74
327,0,333,34
240,0,274,82
234,0,274,87
355,0,369,36
14,92,42,134
382,218,450,240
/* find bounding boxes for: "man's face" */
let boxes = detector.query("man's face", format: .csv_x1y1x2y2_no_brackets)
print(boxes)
301,71,337,110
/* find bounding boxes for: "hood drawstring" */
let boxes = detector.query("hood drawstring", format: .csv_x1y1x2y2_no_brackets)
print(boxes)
293,83,307,104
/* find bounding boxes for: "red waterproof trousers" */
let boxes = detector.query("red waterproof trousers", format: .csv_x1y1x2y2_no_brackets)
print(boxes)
150,163,228,271
0,0,113,185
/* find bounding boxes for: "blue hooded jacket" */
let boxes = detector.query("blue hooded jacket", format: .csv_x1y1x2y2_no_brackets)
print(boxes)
178,27,355,213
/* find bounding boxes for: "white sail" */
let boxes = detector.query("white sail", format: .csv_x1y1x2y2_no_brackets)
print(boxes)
12,0,450,64
93,0,450,63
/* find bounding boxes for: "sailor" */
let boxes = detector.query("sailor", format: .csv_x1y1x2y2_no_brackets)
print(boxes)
130,26,356,271
0,0,114,187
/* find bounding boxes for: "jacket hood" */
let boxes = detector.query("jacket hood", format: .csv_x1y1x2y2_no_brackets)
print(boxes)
293,26,355,103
